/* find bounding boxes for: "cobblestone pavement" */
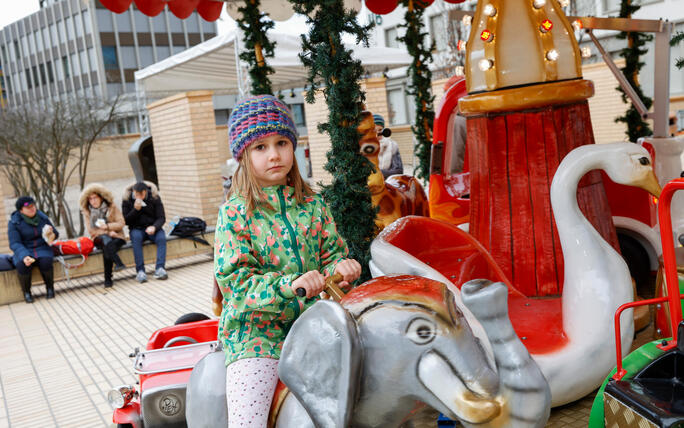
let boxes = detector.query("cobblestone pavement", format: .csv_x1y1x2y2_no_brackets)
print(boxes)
0,254,652,427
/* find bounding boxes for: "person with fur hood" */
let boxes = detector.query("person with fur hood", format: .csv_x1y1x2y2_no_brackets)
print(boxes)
79,183,127,288
121,181,168,283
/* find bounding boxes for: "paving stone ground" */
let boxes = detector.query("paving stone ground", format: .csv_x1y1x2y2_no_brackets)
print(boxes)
0,254,653,427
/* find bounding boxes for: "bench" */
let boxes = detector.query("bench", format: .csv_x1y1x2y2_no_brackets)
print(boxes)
0,228,215,306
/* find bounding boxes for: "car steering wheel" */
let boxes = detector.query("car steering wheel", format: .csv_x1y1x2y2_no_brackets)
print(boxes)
163,336,198,348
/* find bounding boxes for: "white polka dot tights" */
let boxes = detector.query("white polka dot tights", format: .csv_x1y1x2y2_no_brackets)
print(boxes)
226,357,279,427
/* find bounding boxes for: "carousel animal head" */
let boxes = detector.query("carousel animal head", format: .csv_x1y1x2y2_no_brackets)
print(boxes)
358,111,429,230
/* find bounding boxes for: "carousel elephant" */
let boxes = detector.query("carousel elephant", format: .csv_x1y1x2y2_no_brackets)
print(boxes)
186,275,550,428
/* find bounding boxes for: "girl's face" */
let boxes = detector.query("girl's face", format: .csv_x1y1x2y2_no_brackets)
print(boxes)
248,134,294,187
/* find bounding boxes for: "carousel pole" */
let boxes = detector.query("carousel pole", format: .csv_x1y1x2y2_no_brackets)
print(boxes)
459,0,619,297
235,0,276,95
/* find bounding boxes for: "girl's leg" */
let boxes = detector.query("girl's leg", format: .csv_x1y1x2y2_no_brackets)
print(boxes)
225,358,279,427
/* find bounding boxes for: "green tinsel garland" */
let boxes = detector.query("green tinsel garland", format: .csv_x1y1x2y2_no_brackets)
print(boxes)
671,31,684,69
615,0,653,142
291,0,377,281
236,0,276,95
397,0,435,183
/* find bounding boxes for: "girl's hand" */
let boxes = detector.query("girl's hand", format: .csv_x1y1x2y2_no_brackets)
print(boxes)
334,259,362,288
292,270,325,299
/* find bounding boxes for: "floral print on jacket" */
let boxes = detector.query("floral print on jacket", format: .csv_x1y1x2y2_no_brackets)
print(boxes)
215,185,349,366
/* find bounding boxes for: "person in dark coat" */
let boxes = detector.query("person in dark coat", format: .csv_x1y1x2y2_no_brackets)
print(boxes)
121,181,168,283
8,196,59,303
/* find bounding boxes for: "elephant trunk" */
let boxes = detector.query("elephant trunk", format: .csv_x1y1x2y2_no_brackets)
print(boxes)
461,279,551,428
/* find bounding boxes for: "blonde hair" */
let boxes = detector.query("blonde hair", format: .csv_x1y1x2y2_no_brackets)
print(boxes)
229,144,313,212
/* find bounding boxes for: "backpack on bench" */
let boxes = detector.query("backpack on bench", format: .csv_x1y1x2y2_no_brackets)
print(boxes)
170,217,210,246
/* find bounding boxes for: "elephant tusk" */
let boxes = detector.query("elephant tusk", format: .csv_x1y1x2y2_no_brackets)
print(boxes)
417,350,501,424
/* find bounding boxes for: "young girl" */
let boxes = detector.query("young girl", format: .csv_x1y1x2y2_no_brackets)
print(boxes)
215,94,361,427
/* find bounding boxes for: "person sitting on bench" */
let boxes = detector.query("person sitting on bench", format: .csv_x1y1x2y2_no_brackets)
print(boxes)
122,181,168,283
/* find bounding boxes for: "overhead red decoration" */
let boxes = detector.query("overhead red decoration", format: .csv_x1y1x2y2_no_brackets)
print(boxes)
133,0,165,17
365,0,399,15
168,0,200,19
197,0,224,21
99,0,133,14
414,0,435,8
442,0,466,3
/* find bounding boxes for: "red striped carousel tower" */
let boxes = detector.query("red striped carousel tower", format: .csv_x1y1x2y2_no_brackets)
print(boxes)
459,0,619,297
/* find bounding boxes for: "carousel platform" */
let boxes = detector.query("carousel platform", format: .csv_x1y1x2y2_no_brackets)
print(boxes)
0,253,650,427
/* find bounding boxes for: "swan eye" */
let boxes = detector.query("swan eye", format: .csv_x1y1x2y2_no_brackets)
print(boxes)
406,318,436,344
639,157,650,166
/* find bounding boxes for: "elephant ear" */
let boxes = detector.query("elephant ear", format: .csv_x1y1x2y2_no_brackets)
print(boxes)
279,300,361,428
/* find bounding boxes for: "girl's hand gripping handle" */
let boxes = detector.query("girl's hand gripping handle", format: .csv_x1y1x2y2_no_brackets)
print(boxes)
295,273,345,302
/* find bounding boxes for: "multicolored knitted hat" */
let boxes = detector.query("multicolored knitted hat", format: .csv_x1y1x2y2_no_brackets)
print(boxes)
372,114,385,128
228,94,298,160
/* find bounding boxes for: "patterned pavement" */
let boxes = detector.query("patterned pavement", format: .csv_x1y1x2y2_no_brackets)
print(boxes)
0,254,650,427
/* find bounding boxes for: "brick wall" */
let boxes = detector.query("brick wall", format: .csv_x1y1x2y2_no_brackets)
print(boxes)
362,77,390,122
147,90,224,227
583,60,630,144
303,90,332,189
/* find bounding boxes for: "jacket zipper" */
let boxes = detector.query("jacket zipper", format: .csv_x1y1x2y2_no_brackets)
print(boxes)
237,313,248,342
278,188,304,315
278,188,304,273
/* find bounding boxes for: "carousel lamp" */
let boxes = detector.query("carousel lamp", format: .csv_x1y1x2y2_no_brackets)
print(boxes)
480,30,494,42
546,49,560,61
478,58,494,71
462,14,472,26
533,0,546,8
108,385,136,409
483,4,497,17
581,46,592,58
540,19,553,33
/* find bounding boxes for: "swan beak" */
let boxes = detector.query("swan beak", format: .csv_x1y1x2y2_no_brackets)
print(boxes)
633,170,662,198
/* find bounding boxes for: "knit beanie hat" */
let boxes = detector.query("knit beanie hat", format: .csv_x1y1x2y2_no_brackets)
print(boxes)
15,196,35,211
373,114,385,128
228,94,298,160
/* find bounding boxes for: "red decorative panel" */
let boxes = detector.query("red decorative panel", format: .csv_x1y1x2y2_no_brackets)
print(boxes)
467,101,618,297
197,0,224,21
134,0,166,16
99,0,133,14
168,0,200,19
365,0,399,15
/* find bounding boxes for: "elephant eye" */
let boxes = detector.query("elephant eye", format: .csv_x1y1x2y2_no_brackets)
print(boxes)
406,318,436,345
638,156,650,166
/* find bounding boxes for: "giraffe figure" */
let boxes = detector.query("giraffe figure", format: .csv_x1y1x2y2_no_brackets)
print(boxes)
358,111,429,230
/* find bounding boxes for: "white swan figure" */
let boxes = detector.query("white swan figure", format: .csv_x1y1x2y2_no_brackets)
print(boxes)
369,142,661,406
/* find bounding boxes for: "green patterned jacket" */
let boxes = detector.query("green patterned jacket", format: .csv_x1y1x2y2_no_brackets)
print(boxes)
214,185,349,366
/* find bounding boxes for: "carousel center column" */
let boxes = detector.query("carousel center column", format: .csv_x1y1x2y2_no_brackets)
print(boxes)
458,0,619,297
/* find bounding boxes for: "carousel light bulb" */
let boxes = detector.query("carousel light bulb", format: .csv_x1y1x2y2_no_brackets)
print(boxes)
546,49,560,61
462,14,472,26
480,29,494,42
559,0,569,6
581,46,592,58
572,19,583,31
457,40,467,51
478,58,494,71
483,4,497,17
533,0,546,9
540,19,553,33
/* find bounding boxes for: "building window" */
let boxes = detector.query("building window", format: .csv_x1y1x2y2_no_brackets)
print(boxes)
25,68,32,89
429,14,448,52
102,46,118,70
32,66,39,88
214,108,231,125
62,56,70,78
287,103,306,128
387,87,409,125
1,45,7,64
603,0,621,12
385,27,400,49
46,61,54,83
13,40,20,60
39,63,47,86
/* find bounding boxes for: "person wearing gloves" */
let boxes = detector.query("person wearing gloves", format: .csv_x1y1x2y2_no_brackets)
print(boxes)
373,113,404,178
121,181,168,283
8,196,59,303
79,183,126,288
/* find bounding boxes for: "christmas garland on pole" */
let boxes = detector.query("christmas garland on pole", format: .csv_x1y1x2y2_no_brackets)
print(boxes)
615,0,652,142
236,0,276,95
291,0,376,281
397,0,435,182
672,31,684,69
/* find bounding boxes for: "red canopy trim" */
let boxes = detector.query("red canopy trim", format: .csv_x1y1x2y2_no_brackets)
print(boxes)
98,0,224,21
364,0,463,15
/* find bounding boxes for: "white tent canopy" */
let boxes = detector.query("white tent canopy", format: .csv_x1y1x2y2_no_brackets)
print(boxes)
134,31,413,96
